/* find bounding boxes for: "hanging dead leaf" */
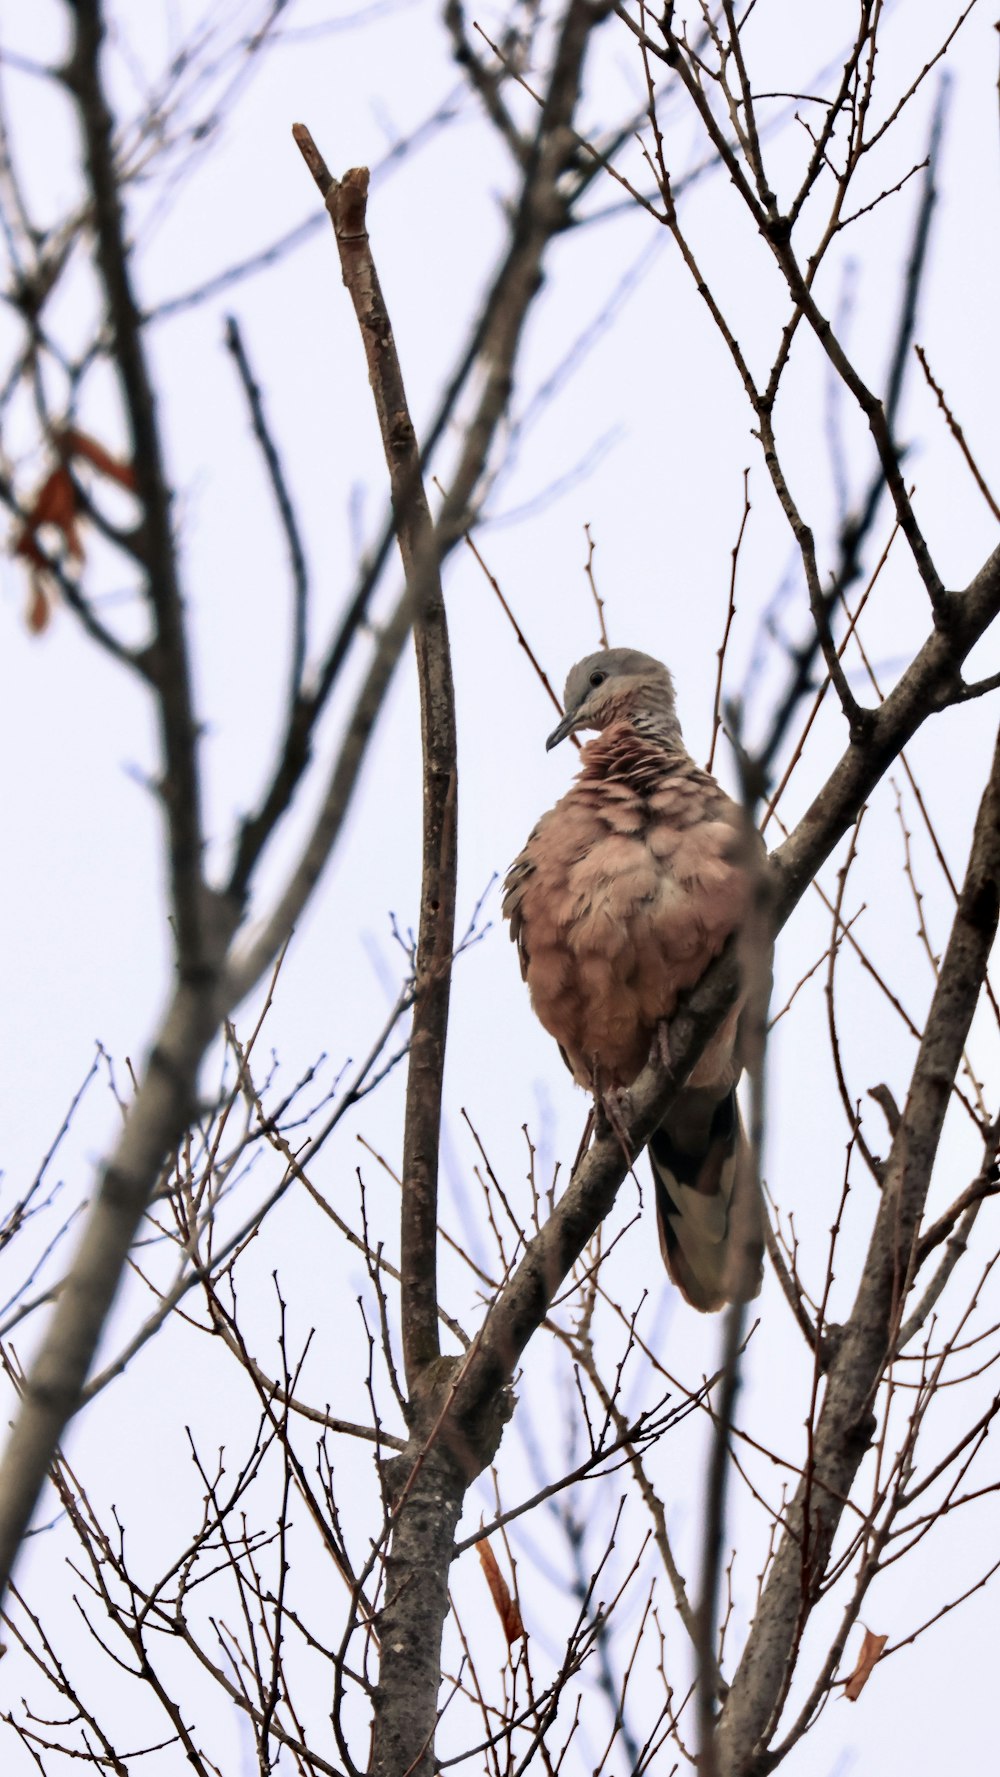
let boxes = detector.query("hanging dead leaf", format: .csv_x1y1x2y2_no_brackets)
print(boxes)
13,463,84,567
477,1539,525,1645
843,1627,887,1701
11,427,135,633
25,575,52,634
58,427,136,492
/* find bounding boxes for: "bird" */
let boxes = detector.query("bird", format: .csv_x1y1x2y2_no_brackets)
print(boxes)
502,647,766,1311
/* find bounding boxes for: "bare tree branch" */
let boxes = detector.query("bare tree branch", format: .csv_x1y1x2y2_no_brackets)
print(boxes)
716,717,1000,1774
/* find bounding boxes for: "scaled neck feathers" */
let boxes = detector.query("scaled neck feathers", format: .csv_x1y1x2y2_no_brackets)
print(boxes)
631,705,684,750
578,719,690,793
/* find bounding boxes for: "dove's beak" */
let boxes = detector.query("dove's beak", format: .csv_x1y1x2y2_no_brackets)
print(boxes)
545,709,578,751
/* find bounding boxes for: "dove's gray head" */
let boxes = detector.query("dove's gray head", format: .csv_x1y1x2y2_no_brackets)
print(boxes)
546,647,683,752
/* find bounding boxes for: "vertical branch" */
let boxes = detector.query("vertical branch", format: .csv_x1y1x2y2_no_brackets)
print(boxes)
65,0,207,963
224,314,309,713
697,807,773,1777
695,1297,748,1777
294,140,458,1385
707,469,749,772
293,133,460,1777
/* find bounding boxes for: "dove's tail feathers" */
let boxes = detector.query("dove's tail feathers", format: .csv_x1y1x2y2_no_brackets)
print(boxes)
650,1087,764,1313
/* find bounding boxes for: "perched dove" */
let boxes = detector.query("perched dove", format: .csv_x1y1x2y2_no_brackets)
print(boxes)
503,647,766,1311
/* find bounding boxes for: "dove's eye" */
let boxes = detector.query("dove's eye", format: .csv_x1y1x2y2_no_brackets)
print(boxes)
589,670,607,688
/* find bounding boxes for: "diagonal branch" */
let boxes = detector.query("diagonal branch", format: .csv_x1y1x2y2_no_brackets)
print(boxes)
452,537,1000,1439
771,542,1000,923
0,971,235,1610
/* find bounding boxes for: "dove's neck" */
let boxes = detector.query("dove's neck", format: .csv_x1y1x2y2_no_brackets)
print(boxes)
630,706,684,751
579,719,690,791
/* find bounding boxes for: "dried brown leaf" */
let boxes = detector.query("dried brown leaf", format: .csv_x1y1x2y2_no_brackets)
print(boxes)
11,428,135,632
477,1538,525,1645
843,1627,887,1701
26,574,51,634
60,427,136,491
14,465,83,566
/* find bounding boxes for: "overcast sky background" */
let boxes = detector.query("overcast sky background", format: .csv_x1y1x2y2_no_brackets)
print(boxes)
1,2,999,1772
